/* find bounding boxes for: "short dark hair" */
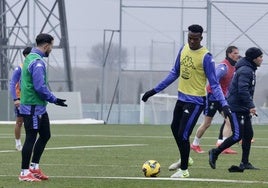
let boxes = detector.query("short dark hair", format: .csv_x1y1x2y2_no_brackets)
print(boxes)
35,33,54,46
22,47,32,57
188,24,203,34
225,46,238,57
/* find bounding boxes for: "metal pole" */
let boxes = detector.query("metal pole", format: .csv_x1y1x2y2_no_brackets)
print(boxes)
101,30,106,120
118,0,122,124
207,0,212,51
180,0,184,45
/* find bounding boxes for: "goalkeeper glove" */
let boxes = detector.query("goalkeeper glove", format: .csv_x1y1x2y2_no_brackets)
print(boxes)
55,98,68,107
142,89,157,102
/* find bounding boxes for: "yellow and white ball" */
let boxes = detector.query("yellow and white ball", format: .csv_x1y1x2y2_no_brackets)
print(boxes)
142,160,161,177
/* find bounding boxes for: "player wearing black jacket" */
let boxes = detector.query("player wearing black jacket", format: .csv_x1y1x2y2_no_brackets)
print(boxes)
209,47,263,170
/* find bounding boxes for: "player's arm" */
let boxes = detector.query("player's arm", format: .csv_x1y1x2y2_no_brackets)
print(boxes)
153,47,182,92
30,60,57,103
30,60,67,107
9,67,21,101
142,47,182,102
203,54,227,107
216,64,227,82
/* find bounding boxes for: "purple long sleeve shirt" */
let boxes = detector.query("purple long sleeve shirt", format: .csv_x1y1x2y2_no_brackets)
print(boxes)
154,46,227,107
9,66,22,100
20,48,57,115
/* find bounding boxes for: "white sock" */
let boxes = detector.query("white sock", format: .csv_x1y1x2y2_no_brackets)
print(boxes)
30,163,39,170
222,137,227,141
217,139,223,145
21,169,29,176
15,139,21,146
192,136,200,146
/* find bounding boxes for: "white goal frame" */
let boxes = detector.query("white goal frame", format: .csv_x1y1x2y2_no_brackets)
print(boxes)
140,93,177,124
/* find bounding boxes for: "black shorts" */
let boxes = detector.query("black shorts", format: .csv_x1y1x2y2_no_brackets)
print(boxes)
203,94,222,117
22,112,49,130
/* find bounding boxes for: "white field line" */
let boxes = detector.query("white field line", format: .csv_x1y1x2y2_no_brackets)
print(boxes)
1,133,268,140
45,144,147,150
0,175,267,184
0,144,147,153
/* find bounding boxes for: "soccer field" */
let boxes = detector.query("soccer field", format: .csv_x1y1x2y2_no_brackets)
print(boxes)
0,123,267,188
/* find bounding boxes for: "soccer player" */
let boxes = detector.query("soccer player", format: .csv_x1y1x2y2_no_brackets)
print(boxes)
18,33,68,182
9,47,32,151
191,46,240,154
142,24,231,178
209,47,262,170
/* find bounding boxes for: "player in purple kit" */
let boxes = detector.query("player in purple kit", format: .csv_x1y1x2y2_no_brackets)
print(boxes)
18,33,67,182
191,46,240,154
9,46,32,151
142,24,232,178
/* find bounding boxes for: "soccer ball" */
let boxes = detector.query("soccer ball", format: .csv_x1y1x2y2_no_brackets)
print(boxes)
142,160,160,177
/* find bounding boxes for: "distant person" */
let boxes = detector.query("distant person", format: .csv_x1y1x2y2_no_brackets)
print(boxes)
18,33,68,182
191,46,240,154
142,24,231,178
9,47,32,151
209,47,263,170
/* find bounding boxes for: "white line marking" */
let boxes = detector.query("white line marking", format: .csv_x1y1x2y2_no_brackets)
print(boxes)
0,175,267,184
67,176,268,184
0,144,147,153
45,144,147,150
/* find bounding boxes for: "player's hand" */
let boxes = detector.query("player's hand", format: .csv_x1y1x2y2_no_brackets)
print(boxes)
222,105,231,118
142,89,157,102
14,99,20,107
250,108,258,117
55,98,68,107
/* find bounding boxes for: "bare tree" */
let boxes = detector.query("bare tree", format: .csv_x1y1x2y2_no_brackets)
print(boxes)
88,43,128,68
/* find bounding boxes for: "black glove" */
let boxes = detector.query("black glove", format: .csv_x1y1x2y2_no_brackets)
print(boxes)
142,89,157,102
222,105,231,118
55,98,68,107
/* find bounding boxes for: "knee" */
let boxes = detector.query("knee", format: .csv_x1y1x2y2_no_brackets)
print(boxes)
16,120,23,127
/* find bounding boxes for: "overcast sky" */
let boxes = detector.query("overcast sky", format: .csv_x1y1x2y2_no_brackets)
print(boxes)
63,0,268,74
65,0,120,66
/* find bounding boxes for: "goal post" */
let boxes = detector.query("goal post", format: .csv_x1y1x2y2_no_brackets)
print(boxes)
140,93,224,125
140,93,177,125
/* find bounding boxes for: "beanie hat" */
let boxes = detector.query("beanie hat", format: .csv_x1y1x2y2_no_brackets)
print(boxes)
245,47,263,61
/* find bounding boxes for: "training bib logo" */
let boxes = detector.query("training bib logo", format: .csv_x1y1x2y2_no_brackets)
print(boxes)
181,55,196,79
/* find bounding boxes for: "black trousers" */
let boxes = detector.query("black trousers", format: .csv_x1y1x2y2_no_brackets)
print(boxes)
216,112,253,163
171,100,204,170
21,112,51,169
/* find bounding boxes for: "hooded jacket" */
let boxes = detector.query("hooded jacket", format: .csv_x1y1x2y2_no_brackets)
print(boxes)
227,57,257,113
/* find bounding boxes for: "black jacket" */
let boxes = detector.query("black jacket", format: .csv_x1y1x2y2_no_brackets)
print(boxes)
227,57,257,113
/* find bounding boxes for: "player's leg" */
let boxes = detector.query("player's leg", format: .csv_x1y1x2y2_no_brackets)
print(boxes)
220,118,237,154
19,114,40,182
209,113,242,169
14,107,23,151
171,102,203,178
191,115,213,153
239,114,258,169
191,98,217,153
30,112,51,180
216,120,225,145
15,116,23,151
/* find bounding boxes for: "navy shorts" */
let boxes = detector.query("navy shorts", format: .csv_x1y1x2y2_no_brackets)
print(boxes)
14,106,23,117
22,112,49,130
203,93,222,117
